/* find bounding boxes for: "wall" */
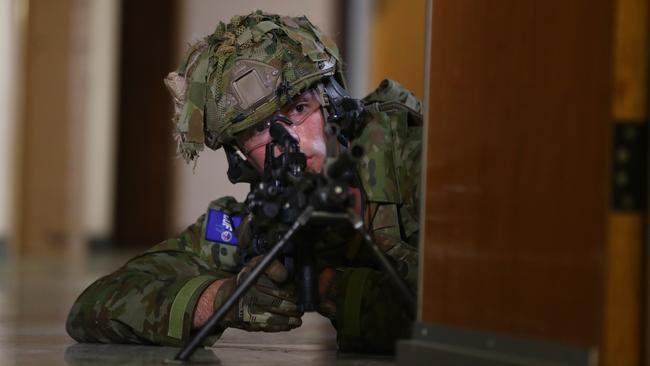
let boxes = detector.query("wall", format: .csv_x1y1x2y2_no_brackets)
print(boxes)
0,0,20,251
6,0,120,256
370,0,427,98
81,0,120,242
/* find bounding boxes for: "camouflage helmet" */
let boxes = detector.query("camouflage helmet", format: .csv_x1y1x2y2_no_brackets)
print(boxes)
164,11,346,162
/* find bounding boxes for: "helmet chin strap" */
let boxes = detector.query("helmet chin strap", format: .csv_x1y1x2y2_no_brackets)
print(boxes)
224,144,260,184
321,77,366,147
319,77,367,164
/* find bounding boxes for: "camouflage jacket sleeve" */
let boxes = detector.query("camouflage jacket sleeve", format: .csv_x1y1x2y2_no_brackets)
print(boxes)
326,79,422,353
66,197,247,346
356,78,422,287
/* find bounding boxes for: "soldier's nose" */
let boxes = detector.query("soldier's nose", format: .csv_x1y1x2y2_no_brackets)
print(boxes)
285,127,300,143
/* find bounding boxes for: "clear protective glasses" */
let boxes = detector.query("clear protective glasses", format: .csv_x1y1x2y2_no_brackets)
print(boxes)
237,91,322,154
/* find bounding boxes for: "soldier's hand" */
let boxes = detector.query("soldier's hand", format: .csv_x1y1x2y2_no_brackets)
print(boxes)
215,256,303,332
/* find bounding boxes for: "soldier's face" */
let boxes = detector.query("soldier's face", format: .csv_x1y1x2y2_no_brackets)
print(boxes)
237,90,327,173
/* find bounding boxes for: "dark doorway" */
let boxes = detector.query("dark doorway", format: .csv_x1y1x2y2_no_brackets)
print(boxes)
113,0,178,248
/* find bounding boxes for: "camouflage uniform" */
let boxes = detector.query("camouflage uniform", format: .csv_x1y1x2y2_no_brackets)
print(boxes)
66,11,422,354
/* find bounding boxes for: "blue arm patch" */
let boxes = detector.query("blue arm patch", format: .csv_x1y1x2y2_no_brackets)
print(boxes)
205,209,242,246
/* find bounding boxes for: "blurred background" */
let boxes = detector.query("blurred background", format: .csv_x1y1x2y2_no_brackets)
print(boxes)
2,0,650,365
0,0,427,257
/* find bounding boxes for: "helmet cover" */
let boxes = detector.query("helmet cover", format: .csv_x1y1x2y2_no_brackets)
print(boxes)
164,10,346,163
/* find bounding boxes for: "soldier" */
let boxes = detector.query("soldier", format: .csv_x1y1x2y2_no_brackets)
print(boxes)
66,11,422,353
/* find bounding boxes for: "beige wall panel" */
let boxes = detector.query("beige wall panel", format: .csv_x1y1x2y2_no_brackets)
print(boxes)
16,0,78,256
0,0,22,250
80,0,120,240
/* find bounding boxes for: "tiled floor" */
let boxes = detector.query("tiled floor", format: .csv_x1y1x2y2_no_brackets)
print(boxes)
0,253,395,365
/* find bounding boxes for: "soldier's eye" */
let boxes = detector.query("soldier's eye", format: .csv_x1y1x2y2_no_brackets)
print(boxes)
253,121,270,134
294,103,306,113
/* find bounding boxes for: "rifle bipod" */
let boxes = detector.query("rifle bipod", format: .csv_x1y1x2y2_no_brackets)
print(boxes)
172,206,415,362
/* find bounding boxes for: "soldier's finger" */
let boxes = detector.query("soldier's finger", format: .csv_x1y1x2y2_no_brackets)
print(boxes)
245,288,282,308
246,289,300,316
241,305,273,325
264,314,302,331
255,281,299,302
261,323,299,332
264,259,288,283
244,255,263,270
274,299,300,315
260,299,301,316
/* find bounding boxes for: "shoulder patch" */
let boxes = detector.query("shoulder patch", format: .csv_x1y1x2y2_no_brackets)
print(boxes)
205,209,243,245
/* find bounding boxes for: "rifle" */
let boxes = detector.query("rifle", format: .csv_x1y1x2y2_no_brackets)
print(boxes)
175,82,415,362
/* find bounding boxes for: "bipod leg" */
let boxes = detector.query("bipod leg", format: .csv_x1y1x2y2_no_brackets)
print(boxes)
174,207,315,362
350,213,416,319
